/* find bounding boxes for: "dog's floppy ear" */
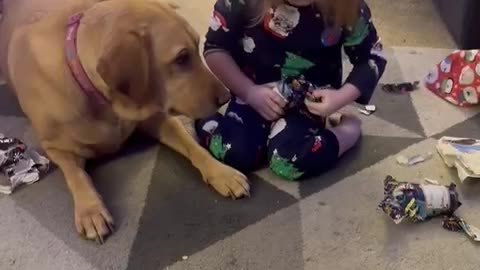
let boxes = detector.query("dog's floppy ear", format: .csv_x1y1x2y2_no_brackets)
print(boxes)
145,0,180,10
97,24,162,121
167,2,179,10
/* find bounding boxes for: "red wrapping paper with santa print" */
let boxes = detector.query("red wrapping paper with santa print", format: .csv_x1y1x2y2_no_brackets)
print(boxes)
424,50,480,107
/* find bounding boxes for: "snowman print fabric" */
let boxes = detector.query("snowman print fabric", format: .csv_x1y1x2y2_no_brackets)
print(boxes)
424,50,480,107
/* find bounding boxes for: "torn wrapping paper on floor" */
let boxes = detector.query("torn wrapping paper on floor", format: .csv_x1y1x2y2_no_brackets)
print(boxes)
358,105,376,116
443,215,480,242
437,136,480,182
381,81,419,94
396,152,433,166
0,134,50,194
378,173,480,243
378,175,461,224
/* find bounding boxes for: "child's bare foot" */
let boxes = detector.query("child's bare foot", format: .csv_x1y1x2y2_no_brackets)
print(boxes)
327,112,343,127
329,113,361,156
340,113,362,127
328,112,361,127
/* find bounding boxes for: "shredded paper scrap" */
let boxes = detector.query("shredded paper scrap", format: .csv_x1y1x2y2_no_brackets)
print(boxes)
437,136,480,182
0,134,50,194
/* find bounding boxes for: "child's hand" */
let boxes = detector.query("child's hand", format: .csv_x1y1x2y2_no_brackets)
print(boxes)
305,89,343,116
305,84,361,116
245,84,287,121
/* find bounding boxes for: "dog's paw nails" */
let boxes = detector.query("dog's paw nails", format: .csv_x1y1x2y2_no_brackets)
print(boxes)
75,203,115,244
231,172,250,198
207,166,250,199
107,221,115,233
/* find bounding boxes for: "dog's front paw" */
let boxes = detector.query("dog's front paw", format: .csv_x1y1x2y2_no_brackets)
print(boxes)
204,163,250,199
74,197,114,244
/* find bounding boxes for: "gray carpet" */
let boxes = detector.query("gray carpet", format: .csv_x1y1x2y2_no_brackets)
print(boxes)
1,46,480,270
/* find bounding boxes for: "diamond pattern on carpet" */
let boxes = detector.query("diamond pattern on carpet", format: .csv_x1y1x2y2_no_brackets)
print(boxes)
298,135,422,198
434,113,480,141
127,147,297,270
14,142,159,270
1,45,480,270
0,85,23,117
368,87,426,137
411,86,480,137
167,203,304,270
0,198,97,270
300,138,480,270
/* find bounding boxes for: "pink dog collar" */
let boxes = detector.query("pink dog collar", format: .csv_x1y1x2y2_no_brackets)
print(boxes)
65,13,109,108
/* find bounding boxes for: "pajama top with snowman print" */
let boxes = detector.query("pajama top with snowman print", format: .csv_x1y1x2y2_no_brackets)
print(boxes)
204,0,387,104
195,0,388,181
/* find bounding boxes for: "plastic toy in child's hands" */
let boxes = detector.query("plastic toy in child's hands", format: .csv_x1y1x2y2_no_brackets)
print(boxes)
272,75,323,109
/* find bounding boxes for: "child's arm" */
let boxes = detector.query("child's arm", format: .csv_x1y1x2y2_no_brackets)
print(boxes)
205,51,286,120
203,0,286,120
306,1,386,116
204,50,254,103
203,0,253,100
341,1,387,105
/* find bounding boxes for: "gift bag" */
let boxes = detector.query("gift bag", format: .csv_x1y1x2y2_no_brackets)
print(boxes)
424,49,480,107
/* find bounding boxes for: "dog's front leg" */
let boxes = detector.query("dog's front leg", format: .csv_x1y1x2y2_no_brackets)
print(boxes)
46,149,114,243
141,115,250,198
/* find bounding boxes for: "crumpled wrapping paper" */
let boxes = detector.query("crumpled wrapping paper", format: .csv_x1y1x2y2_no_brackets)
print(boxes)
437,136,480,182
378,175,480,243
0,133,50,194
443,215,480,242
378,175,461,224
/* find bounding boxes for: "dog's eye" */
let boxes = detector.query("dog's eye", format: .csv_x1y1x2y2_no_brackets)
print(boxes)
174,50,191,67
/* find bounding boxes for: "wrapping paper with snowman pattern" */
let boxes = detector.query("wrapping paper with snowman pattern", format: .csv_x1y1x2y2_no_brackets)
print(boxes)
424,50,480,107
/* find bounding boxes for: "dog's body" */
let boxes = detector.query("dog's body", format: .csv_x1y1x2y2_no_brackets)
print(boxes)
1,0,133,158
0,0,249,243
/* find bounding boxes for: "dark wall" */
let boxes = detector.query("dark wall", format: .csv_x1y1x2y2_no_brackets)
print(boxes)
434,0,480,49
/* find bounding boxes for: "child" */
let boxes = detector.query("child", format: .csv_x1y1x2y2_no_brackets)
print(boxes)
195,0,387,181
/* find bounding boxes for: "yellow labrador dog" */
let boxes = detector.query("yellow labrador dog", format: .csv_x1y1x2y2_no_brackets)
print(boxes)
0,0,250,243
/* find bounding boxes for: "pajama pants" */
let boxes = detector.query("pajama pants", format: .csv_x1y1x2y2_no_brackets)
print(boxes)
195,97,340,181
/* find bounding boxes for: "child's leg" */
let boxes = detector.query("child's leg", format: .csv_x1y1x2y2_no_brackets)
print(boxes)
267,111,360,181
328,113,362,156
195,96,270,174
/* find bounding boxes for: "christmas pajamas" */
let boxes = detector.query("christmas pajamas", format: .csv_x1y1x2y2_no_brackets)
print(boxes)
195,97,339,180
196,0,387,180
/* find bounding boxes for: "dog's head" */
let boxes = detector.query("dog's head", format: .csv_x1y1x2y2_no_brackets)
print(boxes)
94,0,230,121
